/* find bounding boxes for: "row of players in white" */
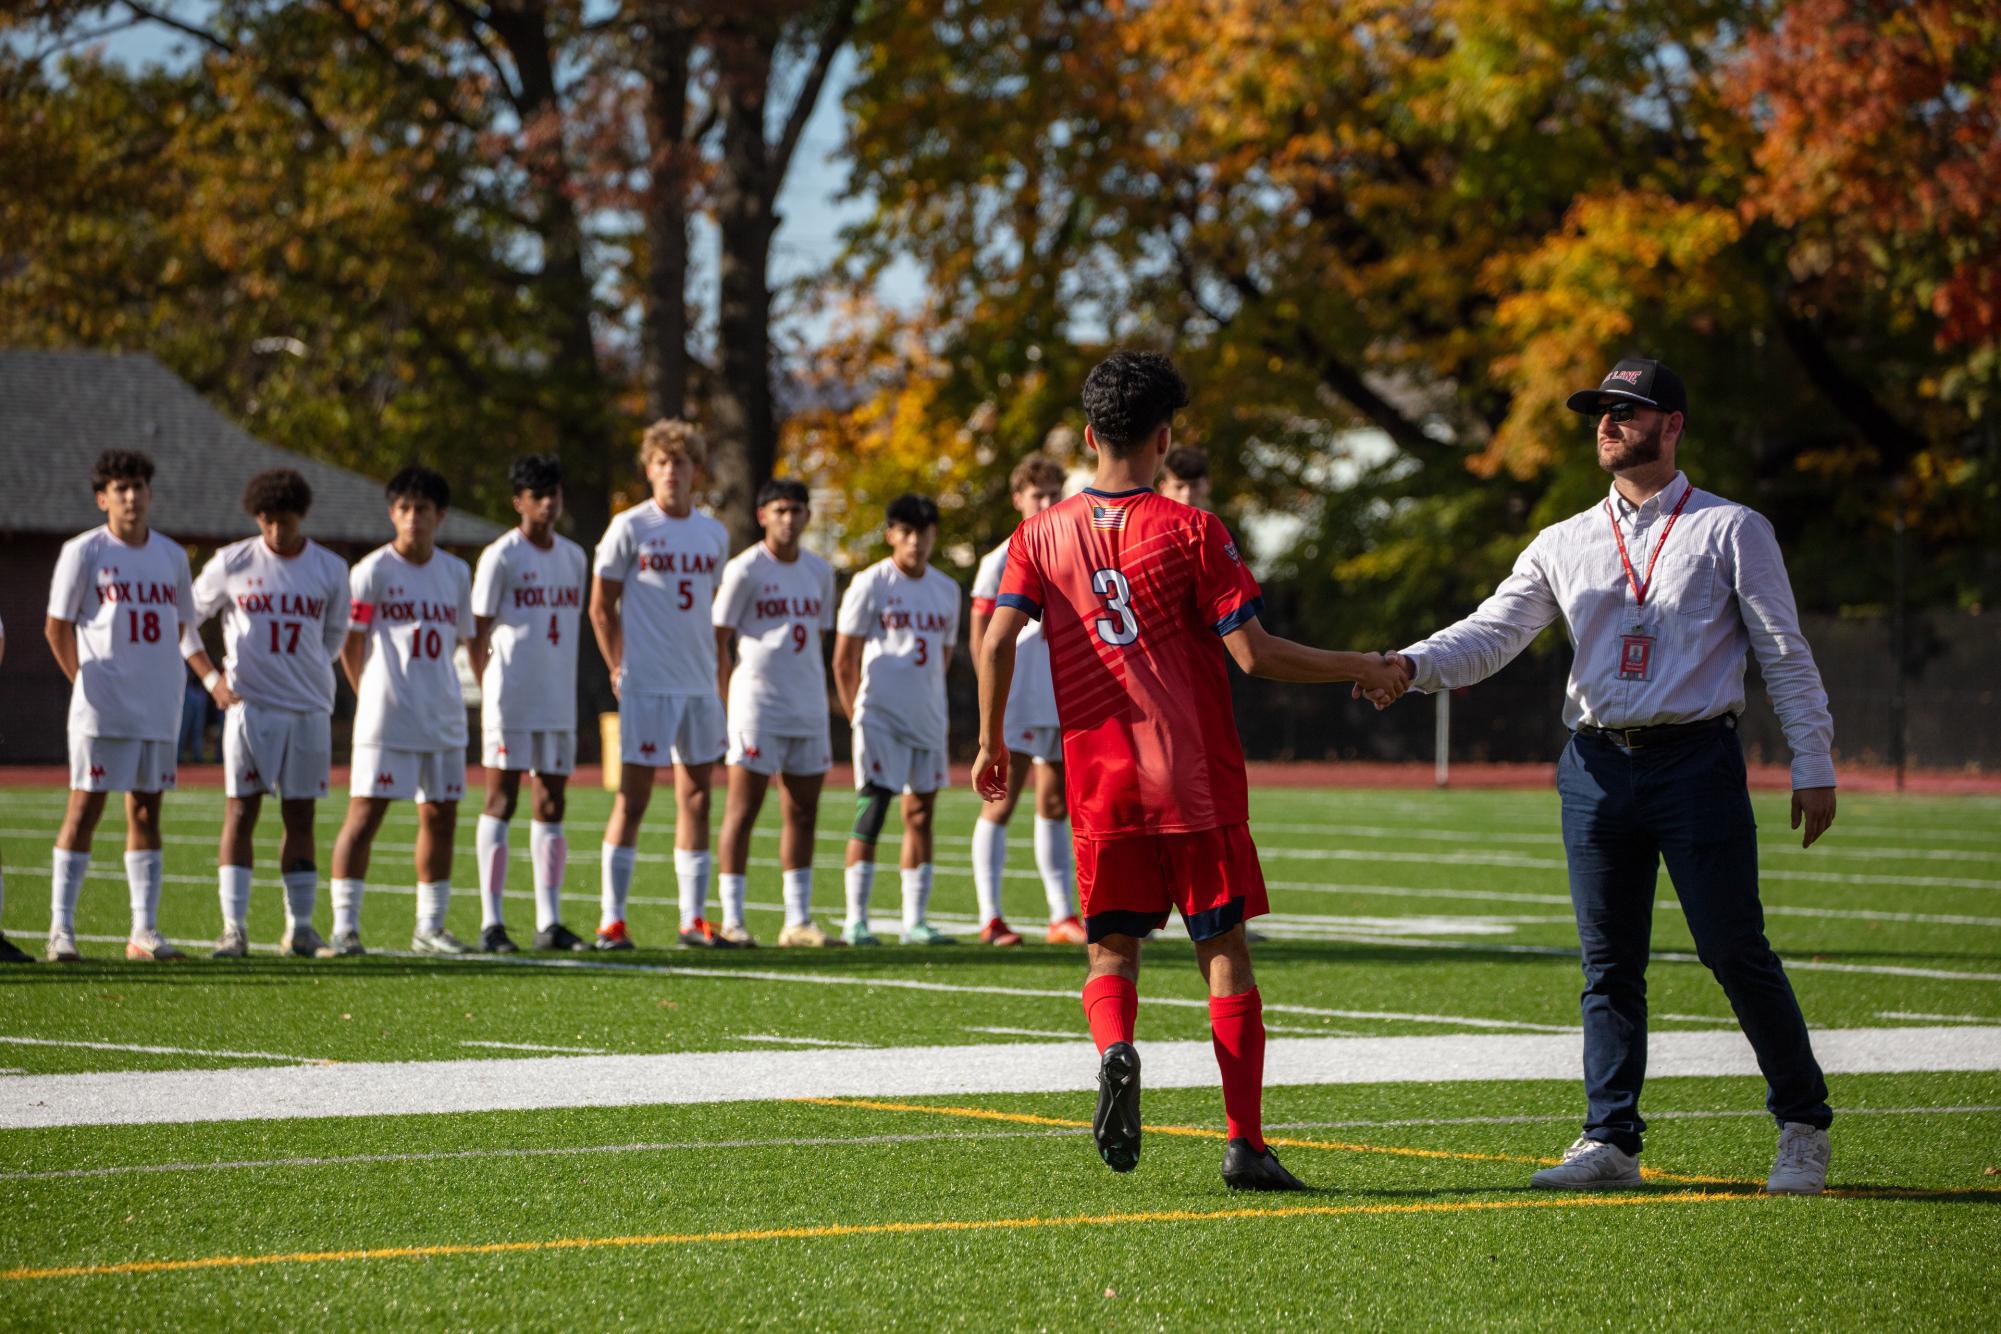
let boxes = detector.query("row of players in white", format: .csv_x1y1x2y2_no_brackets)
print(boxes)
41,490,1077,953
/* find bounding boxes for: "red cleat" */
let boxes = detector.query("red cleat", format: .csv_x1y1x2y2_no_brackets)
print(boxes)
979,918,1023,947
594,920,635,952
1045,916,1087,945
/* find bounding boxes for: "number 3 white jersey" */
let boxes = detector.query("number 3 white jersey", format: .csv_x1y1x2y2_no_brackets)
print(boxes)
47,526,197,743
971,541,1057,730
472,528,588,734
713,542,836,736
348,544,474,752
836,558,960,751
193,536,350,715
592,499,729,697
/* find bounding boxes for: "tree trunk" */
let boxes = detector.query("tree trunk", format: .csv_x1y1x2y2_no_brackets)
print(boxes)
643,6,694,424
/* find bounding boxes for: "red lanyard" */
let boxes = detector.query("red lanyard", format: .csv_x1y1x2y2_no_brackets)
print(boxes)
1605,484,1693,608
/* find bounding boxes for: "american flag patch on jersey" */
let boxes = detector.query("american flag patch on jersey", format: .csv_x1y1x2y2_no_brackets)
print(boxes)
1089,504,1130,531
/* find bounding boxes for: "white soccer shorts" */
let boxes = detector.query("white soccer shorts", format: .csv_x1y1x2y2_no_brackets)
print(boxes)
1003,723,1063,766
727,726,833,777
852,722,948,795
224,703,332,799
350,744,467,803
482,728,576,776
620,692,726,768
69,735,176,793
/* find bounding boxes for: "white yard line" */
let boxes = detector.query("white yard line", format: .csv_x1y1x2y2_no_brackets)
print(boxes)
0,1035,323,1064
964,1026,1082,1040
1876,1011,1999,1025
459,1041,609,1055
3,1026,1996,1130
1300,931,2001,983
1270,1104,2001,1132
1653,1014,1740,1024
732,1034,874,1049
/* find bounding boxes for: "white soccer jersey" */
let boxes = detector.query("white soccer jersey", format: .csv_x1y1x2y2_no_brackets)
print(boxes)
836,558,961,750
47,526,197,743
193,536,349,715
472,527,588,733
713,542,836,736
971,541,1058,730
348,544,474,751
593,499,729,697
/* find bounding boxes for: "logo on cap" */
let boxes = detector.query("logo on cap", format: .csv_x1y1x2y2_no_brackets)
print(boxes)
1606,370,1644,386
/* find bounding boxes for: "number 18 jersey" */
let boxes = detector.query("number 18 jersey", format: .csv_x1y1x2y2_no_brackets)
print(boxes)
995,487,1263,838
348,544,474,751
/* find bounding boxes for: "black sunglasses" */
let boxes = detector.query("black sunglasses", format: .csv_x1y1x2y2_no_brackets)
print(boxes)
1600,403,1643,424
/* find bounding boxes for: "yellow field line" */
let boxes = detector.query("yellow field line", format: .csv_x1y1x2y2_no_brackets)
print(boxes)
0,1191,1755,1282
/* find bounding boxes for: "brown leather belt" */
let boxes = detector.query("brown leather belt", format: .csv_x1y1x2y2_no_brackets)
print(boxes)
1576,714,1735,750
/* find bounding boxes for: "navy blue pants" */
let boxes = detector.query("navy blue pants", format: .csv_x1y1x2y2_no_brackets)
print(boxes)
1557,723,1831,1155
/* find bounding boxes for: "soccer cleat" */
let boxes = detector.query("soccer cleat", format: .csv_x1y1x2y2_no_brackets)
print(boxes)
1528,1136,1643,1190
678,918,734,949
534,923,589,952
45,928,82,963
777,920,842,948
1045,916,1087,945
212,925,249,959
125,929,186,962
280,924,327,958
0,933,36,964
979,918,1023,948
719,924,758,948
594,920,635,952
901,921,954,946
1093,1041,1142,1173
1221,1138,1309,1192
1766,1123,1830,1195
841,921,881,947
411,927,471,955
319,929,366,957
479,924,520,954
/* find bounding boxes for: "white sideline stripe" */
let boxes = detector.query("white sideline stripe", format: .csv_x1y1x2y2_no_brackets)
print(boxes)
1302,931,2001,983
732,1034,874,1049
1876,1011,1998,1024
0,1129,1082,1183
1269,1104,2001,1132
965,1026,1081,1039
459,1041,609,1055
0,1035,322,1064
1654,1014,1739,1024
3,1026,1996,1130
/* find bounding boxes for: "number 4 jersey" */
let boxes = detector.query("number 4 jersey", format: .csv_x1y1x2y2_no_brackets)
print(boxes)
995,487,1264,838
193,536,351,714
348,544,475,752
47,526,198,743
471,528,588,735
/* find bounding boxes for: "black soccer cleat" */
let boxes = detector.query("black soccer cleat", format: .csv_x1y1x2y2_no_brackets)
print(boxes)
0,933,33,964
1093,1041,1143,1173
479,924,519,954
1222,1138,1309,1192
533,923,589,952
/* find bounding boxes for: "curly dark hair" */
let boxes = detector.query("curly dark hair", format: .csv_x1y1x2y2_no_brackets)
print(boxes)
1081,351,1189,456
885,492,940,532
508,454,563,496
90,449,155,492
1163,446,1209,482
385,465,450,509
756,477,810,508
241,468,313,518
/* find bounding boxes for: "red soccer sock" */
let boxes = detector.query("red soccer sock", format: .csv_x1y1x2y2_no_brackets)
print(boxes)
1209,987,1266,1152
1081,974,1138,1052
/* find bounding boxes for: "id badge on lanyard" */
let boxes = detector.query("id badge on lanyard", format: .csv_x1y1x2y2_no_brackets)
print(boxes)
1607,486,1693,685
1618,618,1655,681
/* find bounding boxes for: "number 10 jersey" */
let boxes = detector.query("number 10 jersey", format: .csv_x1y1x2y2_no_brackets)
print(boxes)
348,544,474,752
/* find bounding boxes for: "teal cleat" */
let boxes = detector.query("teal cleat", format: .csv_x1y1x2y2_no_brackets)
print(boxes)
841,921,881,947
901,921,955,946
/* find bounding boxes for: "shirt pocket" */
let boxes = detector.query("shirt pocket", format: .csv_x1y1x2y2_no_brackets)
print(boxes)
1650,553,1716,617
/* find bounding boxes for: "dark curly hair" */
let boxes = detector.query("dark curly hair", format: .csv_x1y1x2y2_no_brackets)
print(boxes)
385,465,450,509
241,468,313,518
885,492,940,532
508,454,563,496
1081,350,1189,456
90,449,155,492
756,477,810,508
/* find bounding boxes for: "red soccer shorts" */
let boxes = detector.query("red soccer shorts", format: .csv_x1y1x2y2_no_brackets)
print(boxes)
1075,823,1269,943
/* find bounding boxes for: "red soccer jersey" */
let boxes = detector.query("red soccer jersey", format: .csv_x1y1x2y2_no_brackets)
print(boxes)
996,487,1263,837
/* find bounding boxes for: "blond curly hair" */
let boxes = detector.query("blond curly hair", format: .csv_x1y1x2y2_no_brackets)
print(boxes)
639,418,707,470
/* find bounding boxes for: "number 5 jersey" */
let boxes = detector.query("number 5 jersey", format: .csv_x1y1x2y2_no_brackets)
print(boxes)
348,544,475,752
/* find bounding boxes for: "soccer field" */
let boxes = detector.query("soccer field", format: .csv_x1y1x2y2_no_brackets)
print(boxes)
1,781,1997,1329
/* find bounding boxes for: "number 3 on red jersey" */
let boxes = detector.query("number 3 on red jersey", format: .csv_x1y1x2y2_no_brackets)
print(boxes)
1092,568,1138,646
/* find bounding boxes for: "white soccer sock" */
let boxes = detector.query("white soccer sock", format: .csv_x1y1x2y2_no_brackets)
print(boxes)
900,863,935,932
50,849,89,932
972,818,1007,925
844,860,874,930
126,849,163,935
416,880,450,934
218,865,254,930
1034,815,1077,921
530,821,566,933
476,814,509,929
782,867,813,928
331,878,364,937
675,848,711,928
718,872,748,931
281,869,317,930
600,843,636,930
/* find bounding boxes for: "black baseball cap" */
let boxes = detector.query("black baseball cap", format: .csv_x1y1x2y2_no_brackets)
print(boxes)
1565,358,1688,420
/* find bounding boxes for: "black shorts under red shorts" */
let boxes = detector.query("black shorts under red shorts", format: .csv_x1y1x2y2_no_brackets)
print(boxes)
1075,823,1269,943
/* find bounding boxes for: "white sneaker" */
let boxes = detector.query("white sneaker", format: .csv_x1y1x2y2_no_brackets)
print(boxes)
411,927,470,955
212,925,249,959
1766,1122,1830,1195
1528,1136,1642,1189
45,927,82,963
126,928,187,962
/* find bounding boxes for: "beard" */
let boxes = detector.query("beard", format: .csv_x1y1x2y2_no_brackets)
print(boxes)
1599,419,1665,472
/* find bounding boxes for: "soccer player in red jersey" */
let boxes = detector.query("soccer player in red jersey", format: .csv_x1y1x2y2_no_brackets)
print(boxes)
974,351,1408,1190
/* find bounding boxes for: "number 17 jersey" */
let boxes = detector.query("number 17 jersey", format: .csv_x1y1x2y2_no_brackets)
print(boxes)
995,487,1263,838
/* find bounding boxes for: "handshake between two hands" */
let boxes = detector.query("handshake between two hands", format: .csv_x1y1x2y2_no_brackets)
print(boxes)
1351,651,1415,711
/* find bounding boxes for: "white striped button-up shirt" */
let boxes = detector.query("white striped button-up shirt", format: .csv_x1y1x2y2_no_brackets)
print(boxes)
1400,472,1837,790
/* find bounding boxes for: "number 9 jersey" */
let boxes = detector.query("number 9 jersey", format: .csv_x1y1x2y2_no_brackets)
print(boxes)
994,487,1263,838
348,544,474,752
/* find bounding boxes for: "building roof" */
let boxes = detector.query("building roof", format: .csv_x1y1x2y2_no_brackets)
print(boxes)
0,349,504,547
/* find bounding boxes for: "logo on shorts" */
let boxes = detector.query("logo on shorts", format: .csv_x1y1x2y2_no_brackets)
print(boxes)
245,767,260,783
447,784,463,797
88,764,105,781
376,771,397,787
743,743,762,759
639,741,658,757
871,759,882,773
494,744,508,757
